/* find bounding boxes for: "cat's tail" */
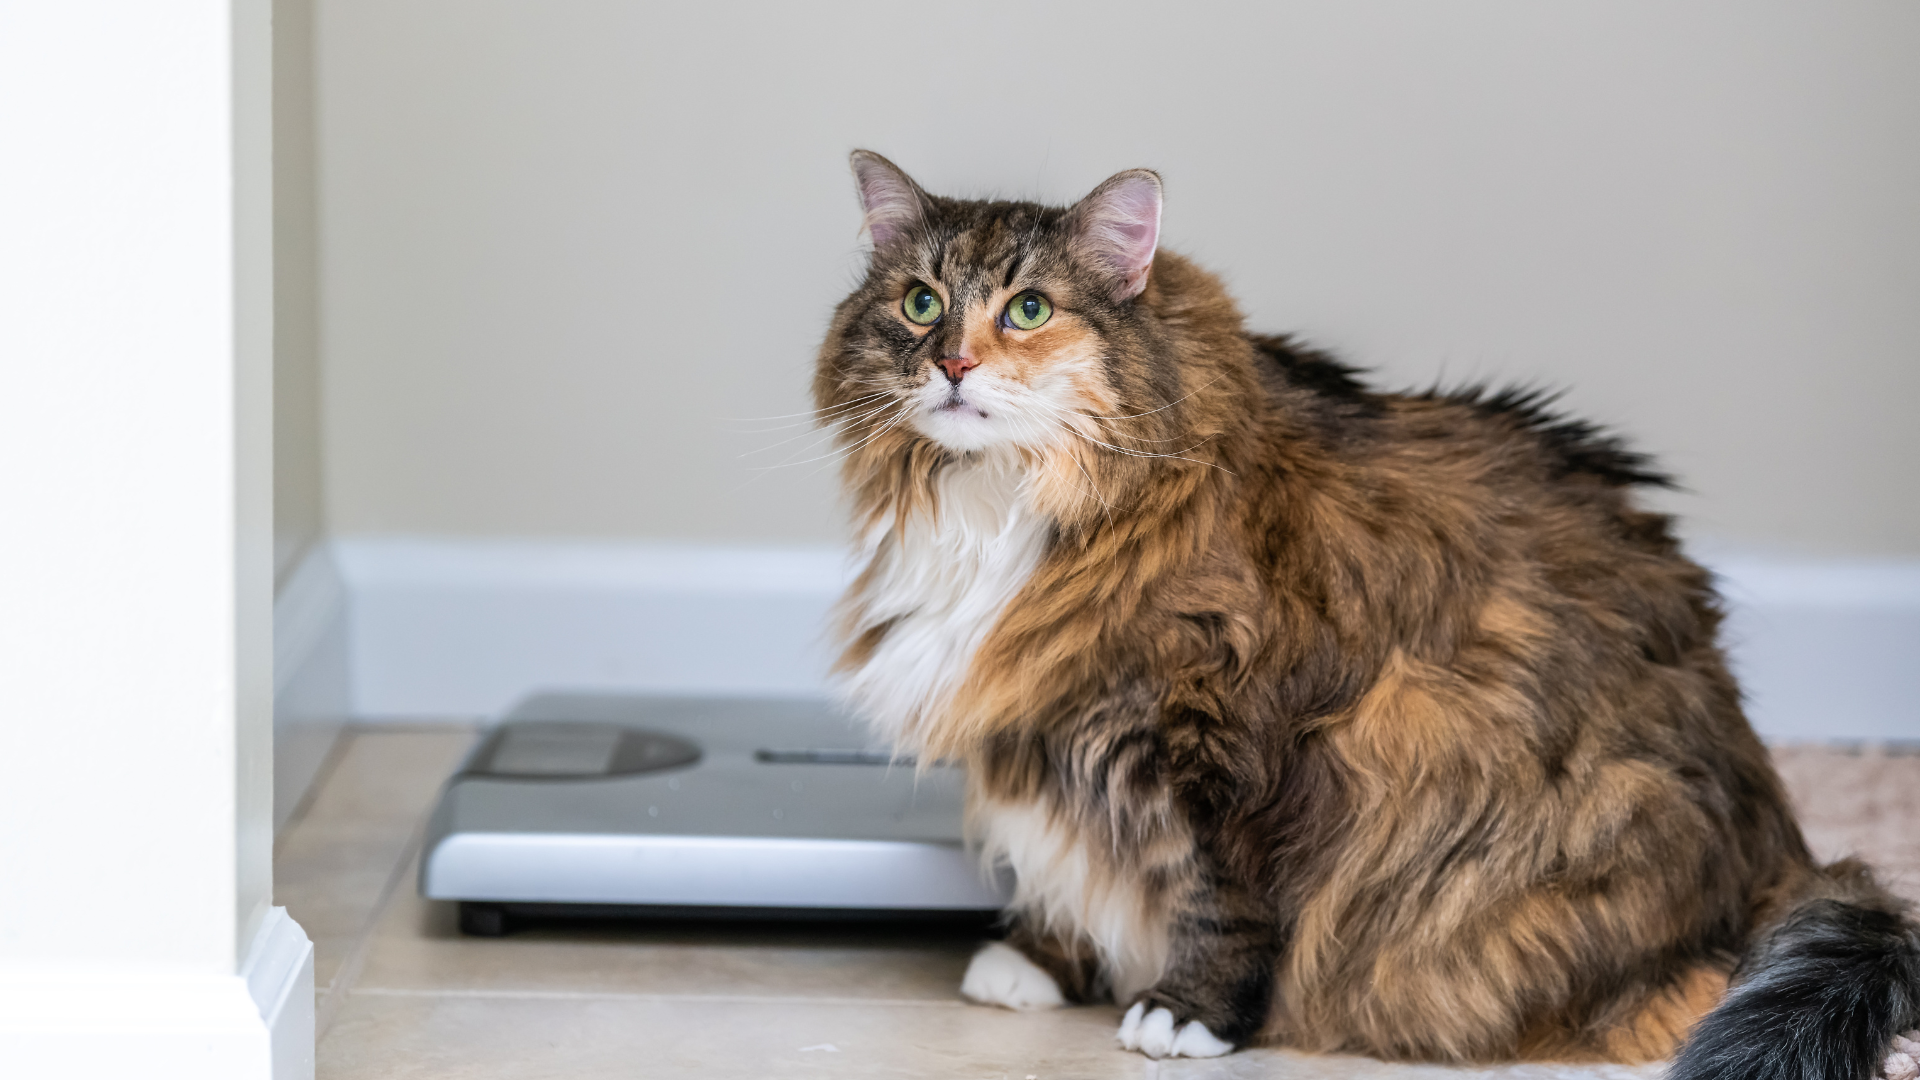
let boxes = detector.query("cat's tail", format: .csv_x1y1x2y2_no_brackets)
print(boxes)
1671,859,1920,1080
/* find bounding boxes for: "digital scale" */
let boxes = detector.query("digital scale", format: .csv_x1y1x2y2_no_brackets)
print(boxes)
420,693,1011,934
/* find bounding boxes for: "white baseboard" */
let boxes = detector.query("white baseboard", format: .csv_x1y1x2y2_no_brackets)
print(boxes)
332,538,849,717
0,976,268,1079
273,543,351,828
0,912,312,1080
242,906,314,1080
326,536,1919,742
1713,555,1920,742
0,909,311,1079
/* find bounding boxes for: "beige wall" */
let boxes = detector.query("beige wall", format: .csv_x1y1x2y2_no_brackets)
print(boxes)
274,0,325,583
314,0,1920,556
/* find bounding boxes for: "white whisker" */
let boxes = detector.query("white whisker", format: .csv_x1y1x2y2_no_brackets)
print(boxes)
1077,374,1225,422
798,403,922,482
1041,409,1232,473
1060,446,1117,529
1025,393,1199,445
1024,399,1212,459
724,389,894,431
737,397,902,458
753,399,915,471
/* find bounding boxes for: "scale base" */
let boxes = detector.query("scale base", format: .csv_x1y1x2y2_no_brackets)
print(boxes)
421,694,1012,921
455,900,1002,937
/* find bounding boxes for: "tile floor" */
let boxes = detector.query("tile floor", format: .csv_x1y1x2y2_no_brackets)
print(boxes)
276,727,1920,1079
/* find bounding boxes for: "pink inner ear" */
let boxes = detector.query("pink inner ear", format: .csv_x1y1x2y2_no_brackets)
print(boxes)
854,158,922,250
1074,172,1163,300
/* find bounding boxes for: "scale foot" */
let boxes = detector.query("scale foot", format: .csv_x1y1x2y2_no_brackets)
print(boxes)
459,902,511,936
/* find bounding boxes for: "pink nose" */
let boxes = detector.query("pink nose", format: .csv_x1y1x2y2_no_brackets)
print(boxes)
937,356,977,384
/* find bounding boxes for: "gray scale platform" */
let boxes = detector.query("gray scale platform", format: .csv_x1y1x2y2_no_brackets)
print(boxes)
420,694,1011,914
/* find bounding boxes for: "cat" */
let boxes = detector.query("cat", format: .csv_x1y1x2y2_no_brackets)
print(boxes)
813,149,1920,1077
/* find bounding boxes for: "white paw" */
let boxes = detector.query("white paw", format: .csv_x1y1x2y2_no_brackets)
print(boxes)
1884,1031,1920,1080
959,941,1065,1011
1117,1002,1235,1059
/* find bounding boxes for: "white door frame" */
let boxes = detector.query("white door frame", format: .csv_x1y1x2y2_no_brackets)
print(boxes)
0,3,312,1076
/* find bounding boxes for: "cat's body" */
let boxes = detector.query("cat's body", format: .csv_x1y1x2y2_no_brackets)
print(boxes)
816,152,1920,1077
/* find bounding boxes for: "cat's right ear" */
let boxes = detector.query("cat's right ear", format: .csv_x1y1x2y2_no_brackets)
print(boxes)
851,150,927,252
1069,169,1163,302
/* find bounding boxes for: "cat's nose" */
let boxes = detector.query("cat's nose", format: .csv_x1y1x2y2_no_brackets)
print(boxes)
936,356,977,384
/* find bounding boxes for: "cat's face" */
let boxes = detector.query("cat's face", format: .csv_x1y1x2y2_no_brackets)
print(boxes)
817,153,1165,459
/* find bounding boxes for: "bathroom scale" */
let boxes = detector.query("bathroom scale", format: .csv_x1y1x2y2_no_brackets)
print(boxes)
419,693,1011,934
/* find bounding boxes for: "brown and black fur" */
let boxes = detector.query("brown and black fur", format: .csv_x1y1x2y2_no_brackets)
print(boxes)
815,151,1920,1075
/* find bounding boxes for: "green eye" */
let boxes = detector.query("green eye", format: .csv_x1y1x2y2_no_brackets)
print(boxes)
1005,291,1052,330
903,285,943,326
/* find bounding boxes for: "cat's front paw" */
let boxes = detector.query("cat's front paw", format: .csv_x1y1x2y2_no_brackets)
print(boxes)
960,941,1066,1010
1117,1001,1235,1059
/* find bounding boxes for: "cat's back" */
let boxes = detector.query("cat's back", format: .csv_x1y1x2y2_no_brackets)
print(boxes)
1232,331,1733,731
1242,334,1690,584
1248,334,1665,499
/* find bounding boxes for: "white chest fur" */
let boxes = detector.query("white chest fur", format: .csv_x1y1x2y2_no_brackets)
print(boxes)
839,455,1052,746
973,797,1171,1000
840,455,1170,1002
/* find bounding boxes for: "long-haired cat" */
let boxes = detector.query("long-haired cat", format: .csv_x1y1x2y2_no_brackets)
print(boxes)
813,150,1919,1078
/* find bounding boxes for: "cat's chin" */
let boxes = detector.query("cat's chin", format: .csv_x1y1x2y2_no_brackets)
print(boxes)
912,408,1014,455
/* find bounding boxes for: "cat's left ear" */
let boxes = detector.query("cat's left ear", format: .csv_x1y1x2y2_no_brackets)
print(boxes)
1069,169,1163,301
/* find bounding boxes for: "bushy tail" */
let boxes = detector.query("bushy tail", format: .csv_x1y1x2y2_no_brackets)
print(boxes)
1672,862,1920,1080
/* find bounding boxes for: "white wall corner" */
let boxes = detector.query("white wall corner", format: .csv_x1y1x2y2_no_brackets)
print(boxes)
274,540,351,828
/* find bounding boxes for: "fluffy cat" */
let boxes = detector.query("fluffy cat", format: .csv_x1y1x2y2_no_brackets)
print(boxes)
813,150,1920,1077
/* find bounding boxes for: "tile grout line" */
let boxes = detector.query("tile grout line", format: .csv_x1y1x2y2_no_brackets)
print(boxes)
310,728,476,1045
349,986,974,1008
314,814,435,1041
276,723,481,861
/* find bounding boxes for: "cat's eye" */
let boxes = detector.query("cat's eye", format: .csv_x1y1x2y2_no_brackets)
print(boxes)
1005,291,1052,331
902,285,943,326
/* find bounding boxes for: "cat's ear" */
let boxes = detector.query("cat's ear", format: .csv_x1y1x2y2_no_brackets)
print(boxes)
850,150,928,252
1069,169,1163,301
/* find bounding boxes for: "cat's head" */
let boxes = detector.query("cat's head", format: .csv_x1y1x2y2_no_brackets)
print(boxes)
823,151,1163,460
815,152,1248,528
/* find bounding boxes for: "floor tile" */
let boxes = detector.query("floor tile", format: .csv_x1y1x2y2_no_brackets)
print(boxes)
276,727,477,992
359,866,978,1000
289,738,1919,1079
1774,745,1920,900
317,991,1662,1080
